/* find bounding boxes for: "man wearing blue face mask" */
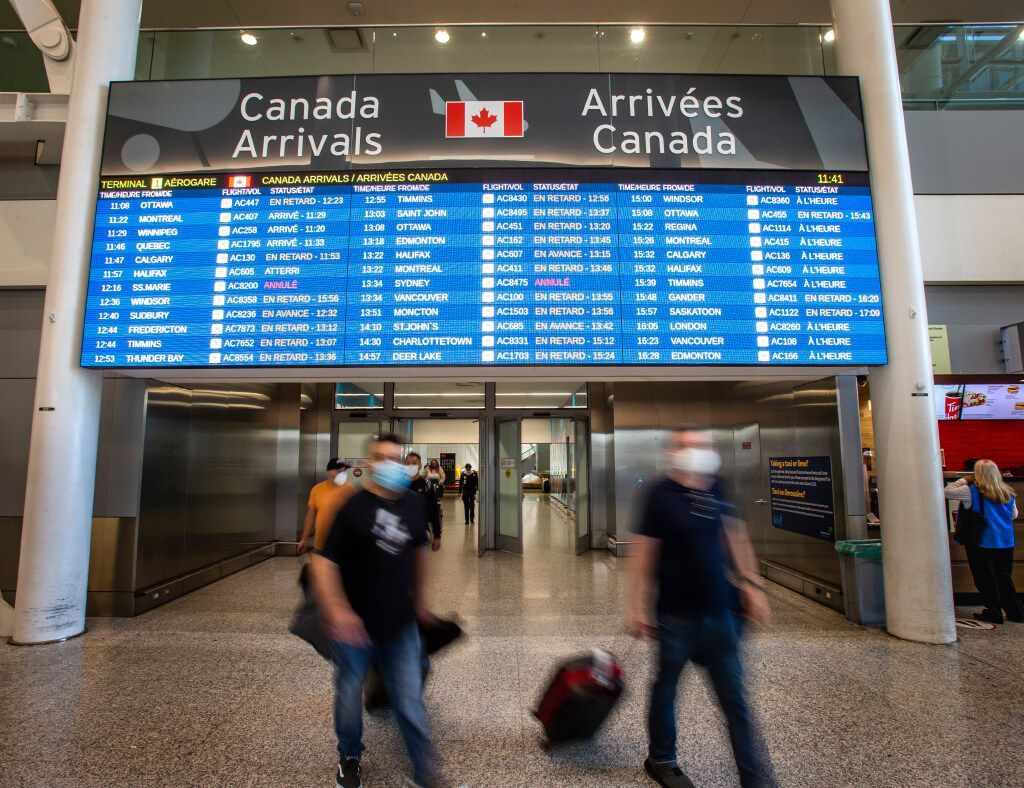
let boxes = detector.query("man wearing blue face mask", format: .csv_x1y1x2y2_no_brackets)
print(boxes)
311,432,442,788
628,424,773,788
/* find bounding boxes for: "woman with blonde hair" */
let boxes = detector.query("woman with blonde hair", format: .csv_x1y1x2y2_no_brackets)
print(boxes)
945,459,1021,623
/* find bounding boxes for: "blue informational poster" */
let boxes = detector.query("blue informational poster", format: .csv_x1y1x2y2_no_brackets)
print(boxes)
768,456,836,541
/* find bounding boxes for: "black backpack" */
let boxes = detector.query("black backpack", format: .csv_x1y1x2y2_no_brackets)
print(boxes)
954,487,986,548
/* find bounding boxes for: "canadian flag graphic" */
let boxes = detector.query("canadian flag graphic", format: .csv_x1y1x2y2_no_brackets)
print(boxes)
446,101,524,138
229,174,251,188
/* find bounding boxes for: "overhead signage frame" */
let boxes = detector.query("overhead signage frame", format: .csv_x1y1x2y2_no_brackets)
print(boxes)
81,73,887,373
101,73,869,174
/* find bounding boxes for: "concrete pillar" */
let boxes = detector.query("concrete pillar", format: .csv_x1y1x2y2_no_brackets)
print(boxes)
831,0,956,644
13,0,142,644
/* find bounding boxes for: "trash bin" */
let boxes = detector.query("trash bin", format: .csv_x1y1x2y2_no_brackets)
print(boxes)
835,540,885,626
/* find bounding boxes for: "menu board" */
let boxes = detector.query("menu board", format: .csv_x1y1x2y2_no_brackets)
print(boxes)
81,167,886,369
934,383,1024,420
961,384,1024,420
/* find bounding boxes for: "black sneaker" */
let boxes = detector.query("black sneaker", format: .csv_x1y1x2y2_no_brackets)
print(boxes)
973,610,1003,624
644,758,695,787
337,758,362,788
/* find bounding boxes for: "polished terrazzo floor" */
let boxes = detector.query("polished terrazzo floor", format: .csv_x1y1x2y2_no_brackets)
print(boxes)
3,495,1024,787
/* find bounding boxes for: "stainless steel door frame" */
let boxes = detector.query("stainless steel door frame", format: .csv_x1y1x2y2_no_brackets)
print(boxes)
574,417,591,555
494,417,523,555
477,417,492,556
732,423,767,555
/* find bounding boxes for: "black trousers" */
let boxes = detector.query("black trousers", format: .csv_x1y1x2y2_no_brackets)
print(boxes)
965,544,1023,621
462,495,475,523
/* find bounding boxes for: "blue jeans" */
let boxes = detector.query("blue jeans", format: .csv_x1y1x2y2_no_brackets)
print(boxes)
329,622,439,783
649,611,773,787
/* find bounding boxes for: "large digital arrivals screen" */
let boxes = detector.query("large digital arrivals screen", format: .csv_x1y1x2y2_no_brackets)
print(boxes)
82,167,885,369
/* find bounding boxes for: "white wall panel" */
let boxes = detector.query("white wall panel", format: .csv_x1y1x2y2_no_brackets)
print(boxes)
0,201,55,287
410,418,479,443
0,200,54,286
915,194,1024,284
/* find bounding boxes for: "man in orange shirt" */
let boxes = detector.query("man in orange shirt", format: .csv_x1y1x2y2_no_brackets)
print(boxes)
298,458,351,553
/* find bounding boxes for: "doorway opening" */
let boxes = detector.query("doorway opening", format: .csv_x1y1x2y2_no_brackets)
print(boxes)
495,417,590,556
331,382,593,560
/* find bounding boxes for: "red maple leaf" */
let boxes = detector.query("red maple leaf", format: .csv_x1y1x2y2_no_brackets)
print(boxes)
471,107,499,131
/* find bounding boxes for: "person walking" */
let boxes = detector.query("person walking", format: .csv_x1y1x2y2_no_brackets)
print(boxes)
425,458,446,486
311,433,442,788
945,459,1022,624
405,451,442,552
298,458,350,554
628,424,773,788
459,463,479,525
424,459,446,524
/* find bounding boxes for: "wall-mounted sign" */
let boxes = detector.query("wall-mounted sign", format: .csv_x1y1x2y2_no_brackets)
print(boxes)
81,73,885,371
933,383,1024,420
768,456,835,541
960,383,1024,420
929,324,952,374
500,458,516,469
99,74,869,175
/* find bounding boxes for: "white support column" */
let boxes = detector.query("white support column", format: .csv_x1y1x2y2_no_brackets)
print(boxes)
831,0,956,644
12,0,142,644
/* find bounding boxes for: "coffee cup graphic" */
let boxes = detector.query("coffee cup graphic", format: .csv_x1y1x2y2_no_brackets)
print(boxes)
944,390,964,419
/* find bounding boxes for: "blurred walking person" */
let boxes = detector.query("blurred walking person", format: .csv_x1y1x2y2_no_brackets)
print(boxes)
312,433,442,787
629,424,773,787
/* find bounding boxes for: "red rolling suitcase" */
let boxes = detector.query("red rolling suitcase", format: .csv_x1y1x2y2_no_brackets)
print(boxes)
533,649,624,747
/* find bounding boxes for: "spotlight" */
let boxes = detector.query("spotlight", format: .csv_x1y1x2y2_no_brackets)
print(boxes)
630,27,646,44
240,31,258,46
821,28,836,43
435,29,450,44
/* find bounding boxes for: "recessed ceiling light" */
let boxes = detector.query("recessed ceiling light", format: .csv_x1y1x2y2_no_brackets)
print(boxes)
240,31,258,46
821,28,836,43
481,31,487,38
435,29,450,44
630,27,646,44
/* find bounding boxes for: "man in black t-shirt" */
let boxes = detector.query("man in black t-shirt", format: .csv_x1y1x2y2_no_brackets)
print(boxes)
628,425,772,788
312,433,441,788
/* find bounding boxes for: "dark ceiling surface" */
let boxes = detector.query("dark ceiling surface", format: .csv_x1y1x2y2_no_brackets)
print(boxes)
0,0,1022,30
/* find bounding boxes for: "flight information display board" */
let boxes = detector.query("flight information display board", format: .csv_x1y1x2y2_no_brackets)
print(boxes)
81,167,886,369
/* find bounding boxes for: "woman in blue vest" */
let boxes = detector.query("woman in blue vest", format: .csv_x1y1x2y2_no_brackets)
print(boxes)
945,459,1022,624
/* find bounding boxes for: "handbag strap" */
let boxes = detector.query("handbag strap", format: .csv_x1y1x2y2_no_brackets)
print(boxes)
972,483,985,516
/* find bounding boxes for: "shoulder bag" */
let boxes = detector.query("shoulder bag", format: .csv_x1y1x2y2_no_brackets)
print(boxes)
954,487,986,548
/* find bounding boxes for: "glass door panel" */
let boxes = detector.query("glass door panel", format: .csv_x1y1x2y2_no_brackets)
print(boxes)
495,418,522,555
334,419,386,490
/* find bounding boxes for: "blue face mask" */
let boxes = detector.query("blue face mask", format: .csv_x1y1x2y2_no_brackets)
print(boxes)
372,459,412,492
